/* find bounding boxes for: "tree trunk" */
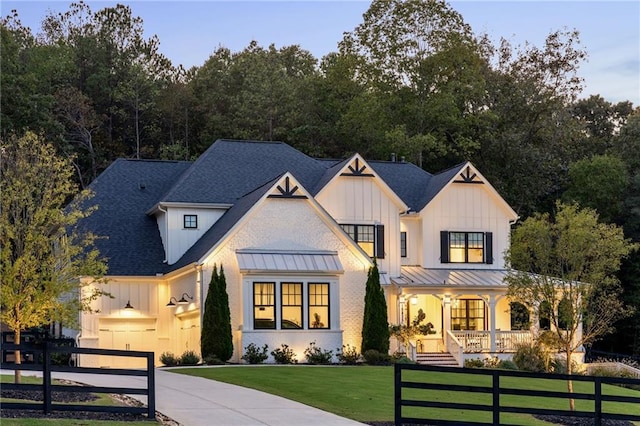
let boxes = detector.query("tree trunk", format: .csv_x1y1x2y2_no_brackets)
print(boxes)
14,329,22,384
566,346,575,411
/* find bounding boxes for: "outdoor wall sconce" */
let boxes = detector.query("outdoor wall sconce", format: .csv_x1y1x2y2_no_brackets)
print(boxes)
410,295,418,305
166,293,193,307
124,300,134,310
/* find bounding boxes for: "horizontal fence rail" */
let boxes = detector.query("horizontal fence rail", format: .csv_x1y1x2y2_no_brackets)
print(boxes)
394,363,640,426
1,341,155,419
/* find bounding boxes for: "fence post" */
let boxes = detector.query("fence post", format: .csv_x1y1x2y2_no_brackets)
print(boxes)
394,363,402,426
594,377,602,426
147,352,156,420
43,340,52,414
492,370,500,425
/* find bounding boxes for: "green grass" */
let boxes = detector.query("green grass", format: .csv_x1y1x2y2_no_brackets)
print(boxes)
172,365,640,425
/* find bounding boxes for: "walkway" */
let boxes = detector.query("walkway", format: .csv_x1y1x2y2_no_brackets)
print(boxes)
5,368,366,426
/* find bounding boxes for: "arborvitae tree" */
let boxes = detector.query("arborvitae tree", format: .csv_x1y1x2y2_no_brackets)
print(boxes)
217,265,233,361
200,264,233,362
361,260,390,354
200,264,218,361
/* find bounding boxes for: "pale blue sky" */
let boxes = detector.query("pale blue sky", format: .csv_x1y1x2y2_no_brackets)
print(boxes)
4,1,639,106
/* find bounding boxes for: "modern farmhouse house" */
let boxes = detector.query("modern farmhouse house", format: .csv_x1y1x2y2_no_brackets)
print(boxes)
76,139,540,367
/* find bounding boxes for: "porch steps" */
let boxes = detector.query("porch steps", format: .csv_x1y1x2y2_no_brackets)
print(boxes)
415,352,459,367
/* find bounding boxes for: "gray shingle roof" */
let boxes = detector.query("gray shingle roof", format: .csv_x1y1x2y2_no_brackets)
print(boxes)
79,158,192,276
82,140,476,276
161,139,327,204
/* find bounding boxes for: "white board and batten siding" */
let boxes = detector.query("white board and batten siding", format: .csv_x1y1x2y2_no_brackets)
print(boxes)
421,182,515,269
316,175,404,277
156,207,227,265
79,277,167,367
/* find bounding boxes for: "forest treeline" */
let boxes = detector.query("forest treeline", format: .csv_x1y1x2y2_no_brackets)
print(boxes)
2,0,639,354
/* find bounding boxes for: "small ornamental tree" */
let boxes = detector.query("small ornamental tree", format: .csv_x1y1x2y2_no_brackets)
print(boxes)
361,259,390,354
506,202,637,410
201,264,233,362
0,132,108,383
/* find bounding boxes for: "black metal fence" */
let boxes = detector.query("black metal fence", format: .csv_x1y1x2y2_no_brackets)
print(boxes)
394,363,640,426
1,341,155,420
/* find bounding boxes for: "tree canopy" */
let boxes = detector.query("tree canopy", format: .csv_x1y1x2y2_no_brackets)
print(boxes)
0,132,108,381
505,202,637,388
3,0,640,355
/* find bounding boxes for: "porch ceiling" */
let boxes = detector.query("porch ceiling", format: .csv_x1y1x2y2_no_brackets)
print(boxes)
395,267,509,289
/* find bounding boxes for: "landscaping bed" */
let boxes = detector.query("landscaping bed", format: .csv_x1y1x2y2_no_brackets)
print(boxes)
0,380,175,424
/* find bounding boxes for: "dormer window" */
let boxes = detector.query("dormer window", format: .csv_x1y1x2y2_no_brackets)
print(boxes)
440,231,493,264
183,214,198,229
340,224,385,259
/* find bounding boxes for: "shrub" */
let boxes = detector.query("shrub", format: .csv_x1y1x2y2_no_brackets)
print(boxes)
497,359,518,370
391,356,415,364
336,344,361,365
180,350,201,366
203,354,224,365
242,343,269,364
551,357,581,375
513,343,552,373
160,351,180,367
304,341,333,365
362,349,390,365
271,344,297,364
464,358,485,368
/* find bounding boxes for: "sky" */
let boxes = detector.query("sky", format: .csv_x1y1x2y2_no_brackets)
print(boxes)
3,1,639,106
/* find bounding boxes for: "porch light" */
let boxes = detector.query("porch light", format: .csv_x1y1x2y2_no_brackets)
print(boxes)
410,295,418,305
166,297,178,307
124,300,134,310
177,293,193,305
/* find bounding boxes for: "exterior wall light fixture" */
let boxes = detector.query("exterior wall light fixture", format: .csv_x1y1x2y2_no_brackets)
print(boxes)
167,293,193,307
124,300,134,310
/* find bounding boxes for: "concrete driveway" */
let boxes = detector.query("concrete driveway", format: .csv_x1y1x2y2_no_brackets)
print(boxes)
6,367,367,426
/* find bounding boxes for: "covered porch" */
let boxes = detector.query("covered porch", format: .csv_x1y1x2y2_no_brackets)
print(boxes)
391,267,533,366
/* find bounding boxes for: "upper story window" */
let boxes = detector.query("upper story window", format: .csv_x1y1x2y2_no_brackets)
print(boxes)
183,214,198,229
340,224,385,259
440,231,493,264
400,232,407,258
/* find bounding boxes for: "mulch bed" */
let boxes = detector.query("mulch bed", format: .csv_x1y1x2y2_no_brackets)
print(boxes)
0,380,177,424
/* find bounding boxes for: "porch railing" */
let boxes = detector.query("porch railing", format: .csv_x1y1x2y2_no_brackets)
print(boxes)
445,331,463,366
452,330,532,353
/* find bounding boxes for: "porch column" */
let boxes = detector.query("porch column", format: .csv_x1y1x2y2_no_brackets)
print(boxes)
442,295,451,351
489,295,498,352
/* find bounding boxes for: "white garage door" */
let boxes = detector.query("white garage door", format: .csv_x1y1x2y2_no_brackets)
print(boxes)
98,318,157,368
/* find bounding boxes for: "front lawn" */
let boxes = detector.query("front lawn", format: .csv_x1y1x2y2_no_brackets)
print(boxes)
172,365,640,425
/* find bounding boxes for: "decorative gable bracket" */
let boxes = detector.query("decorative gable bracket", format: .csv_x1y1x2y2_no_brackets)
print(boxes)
454,166,484,184
340,158,374,177
267,176,307,199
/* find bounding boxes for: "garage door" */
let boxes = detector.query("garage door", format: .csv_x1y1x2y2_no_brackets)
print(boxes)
98,318,157,368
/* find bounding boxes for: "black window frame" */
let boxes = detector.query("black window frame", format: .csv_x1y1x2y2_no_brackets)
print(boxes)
340,223,385,259
400,231,407,258
280,282,303,329
308,282,330,329
441,231,493,264
451,299,487,331
253,282,275,329
183,214,198,229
